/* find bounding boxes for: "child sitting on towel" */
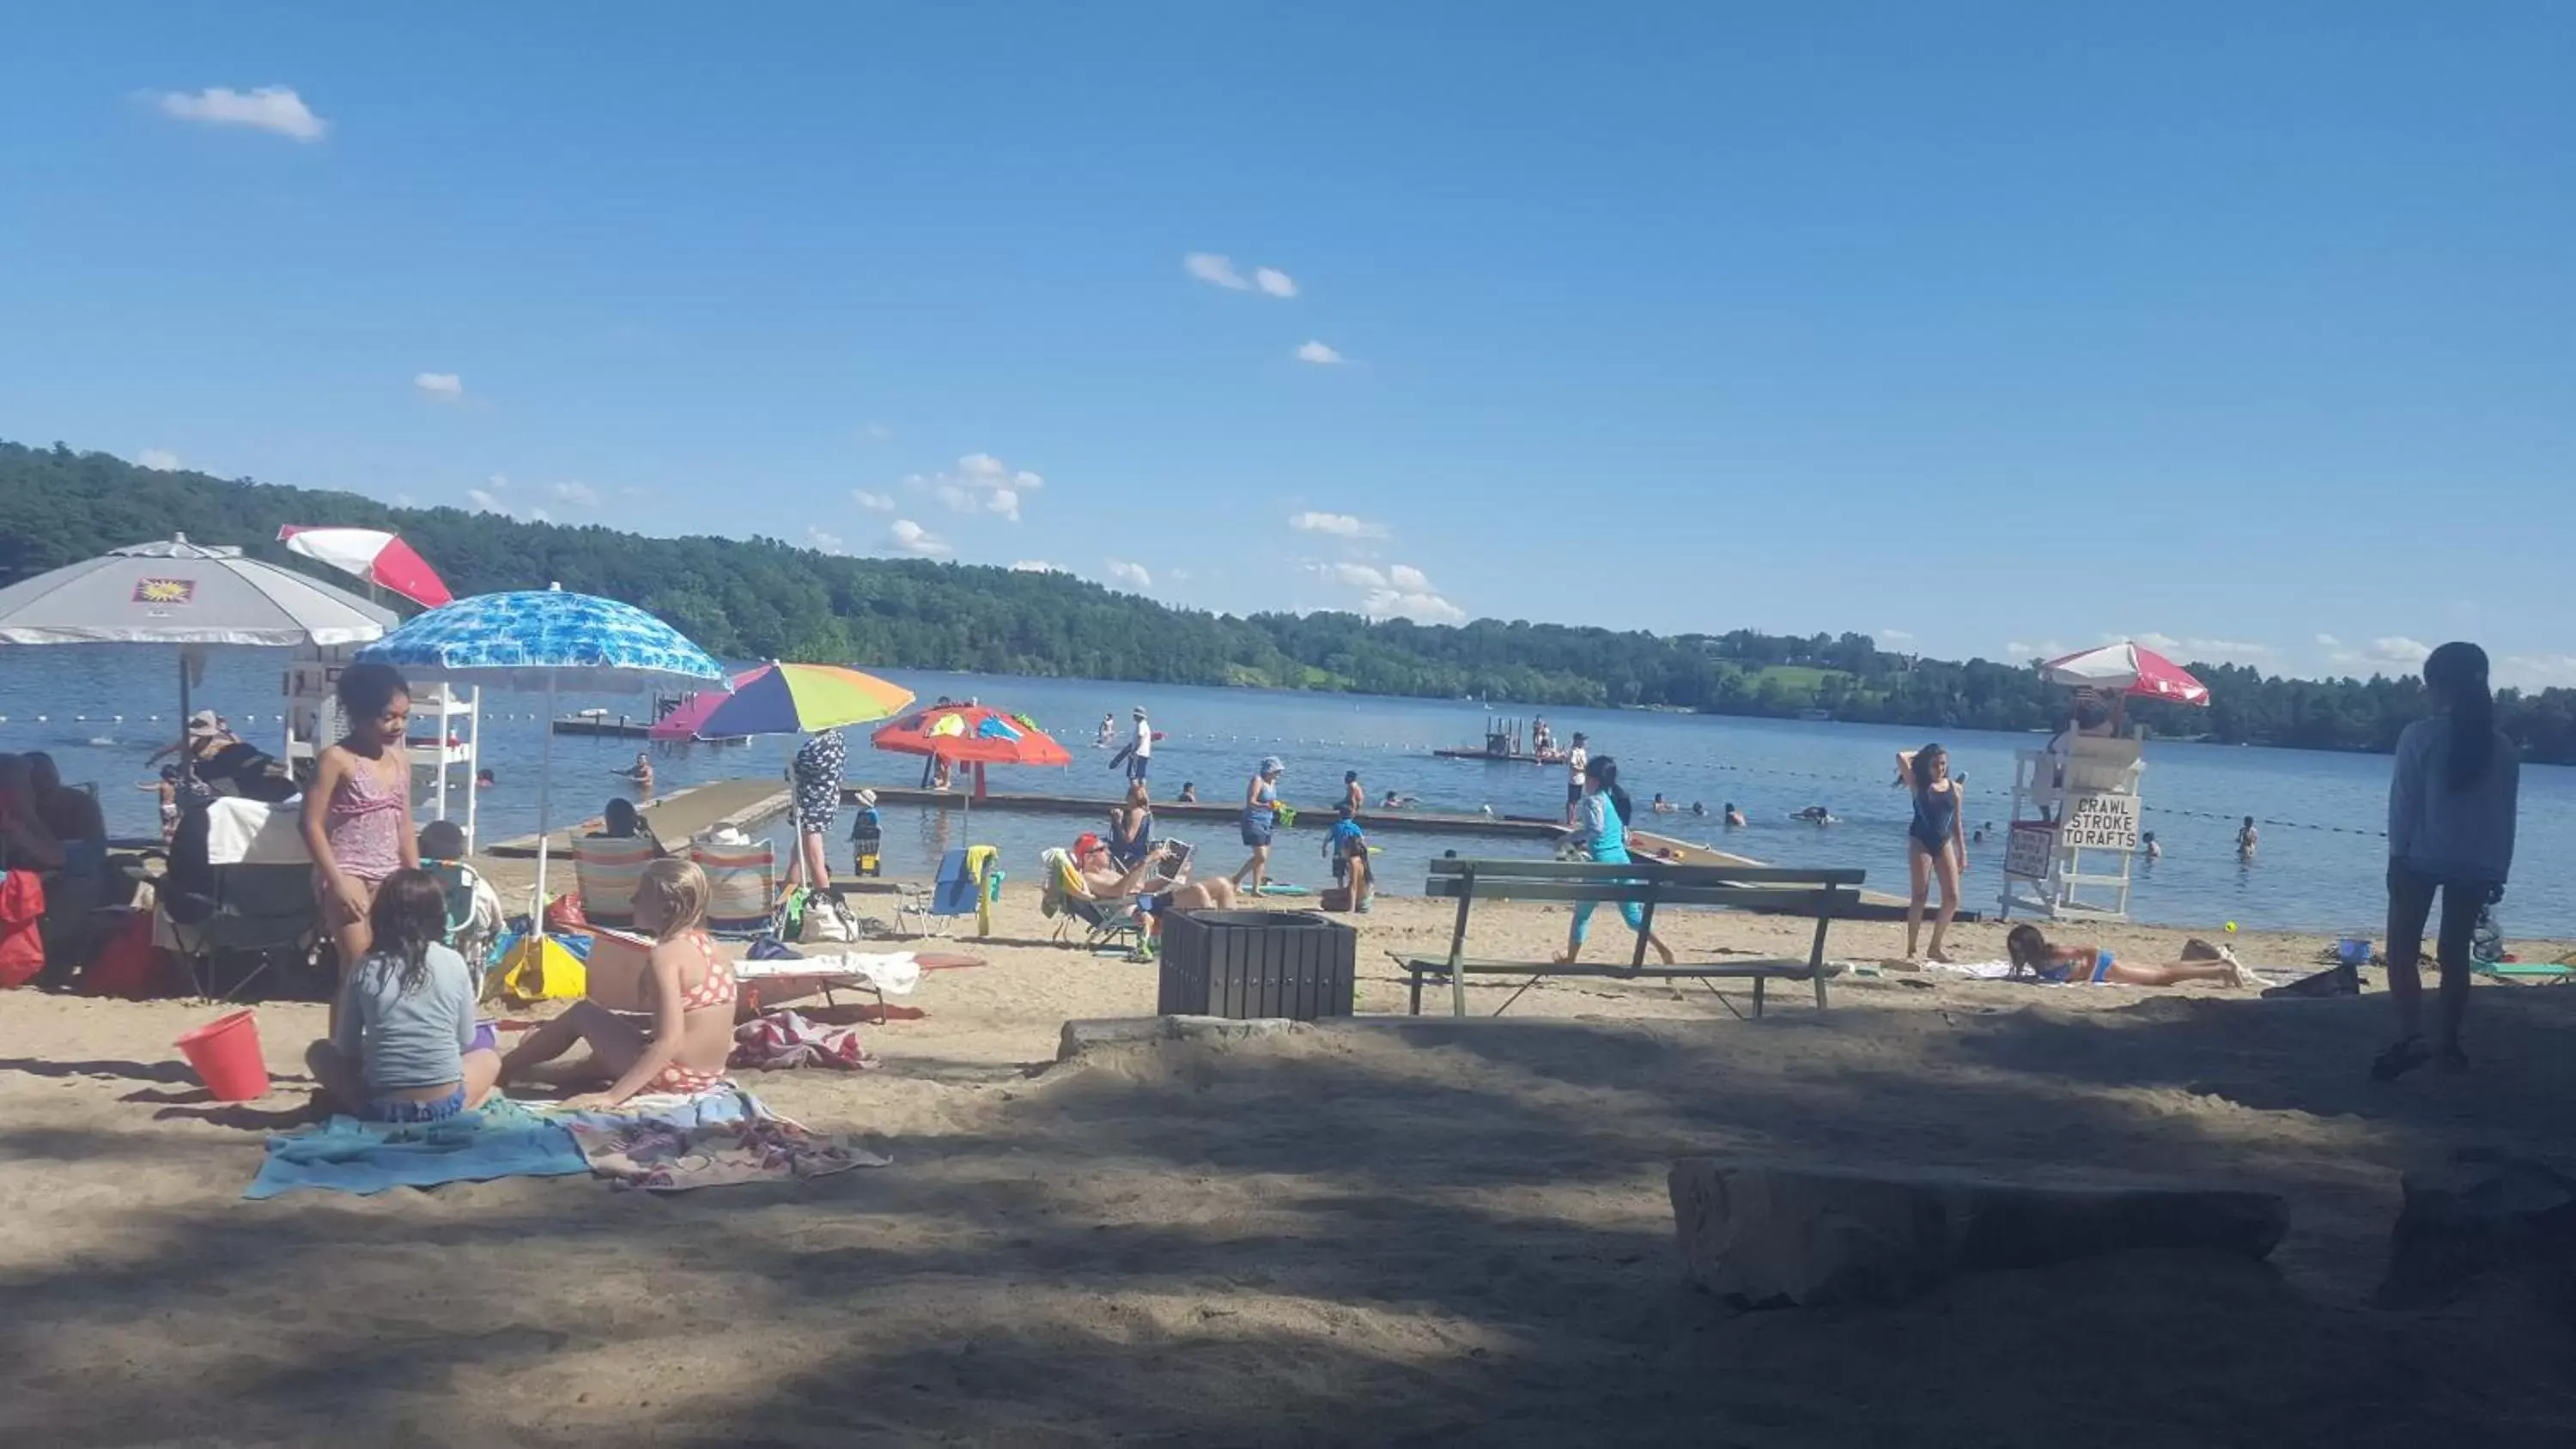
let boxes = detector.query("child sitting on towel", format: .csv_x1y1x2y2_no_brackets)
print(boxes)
2004,925,2252,989
305,869,499,1122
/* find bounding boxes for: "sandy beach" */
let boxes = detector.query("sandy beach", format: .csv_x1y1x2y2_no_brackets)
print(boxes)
6,882,2574,1446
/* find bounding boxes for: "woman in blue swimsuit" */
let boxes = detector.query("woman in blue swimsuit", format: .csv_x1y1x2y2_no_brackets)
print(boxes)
2006,925,2251,988
1899,744,1965,963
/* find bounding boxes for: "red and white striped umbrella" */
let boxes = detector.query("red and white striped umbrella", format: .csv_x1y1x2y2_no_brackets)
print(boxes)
276,526,454,609
2041,640,2210,706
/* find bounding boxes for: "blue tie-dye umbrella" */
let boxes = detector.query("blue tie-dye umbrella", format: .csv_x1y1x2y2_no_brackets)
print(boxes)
357,586,727,920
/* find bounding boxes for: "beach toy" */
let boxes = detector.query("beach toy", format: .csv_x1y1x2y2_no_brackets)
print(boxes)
174,1009,270,1102
2225,922,2238,933
471,1019,499,1055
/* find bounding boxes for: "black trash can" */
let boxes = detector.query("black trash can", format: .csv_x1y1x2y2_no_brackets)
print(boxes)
1157,910,1357,1021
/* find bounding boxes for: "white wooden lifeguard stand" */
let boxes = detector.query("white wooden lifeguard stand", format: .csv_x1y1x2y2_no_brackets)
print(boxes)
1997,734,2142,923
282,644,483,851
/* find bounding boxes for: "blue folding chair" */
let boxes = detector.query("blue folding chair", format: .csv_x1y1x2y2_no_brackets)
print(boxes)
896,849,979,937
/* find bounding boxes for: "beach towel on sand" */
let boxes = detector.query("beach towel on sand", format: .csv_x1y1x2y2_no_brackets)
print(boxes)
731,1009,877,1071
568,1107,890,1192
246,1097,589,1199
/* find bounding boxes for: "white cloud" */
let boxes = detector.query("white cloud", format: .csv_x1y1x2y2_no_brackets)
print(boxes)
1388,563,1433,593
1321,562,1387,589
2366,636,2433,667
854,490,896,512
1184,252,1250,290
805,526,844,555
1878,628,1914,644
1364,588,1466,625
414,372,464,401
2314,634,2342,648
1010,560,1058,573
1295,340,1346,366
148,85,328,142
2006,640,2069,661
548,481,600,508
137,449,179,471
2136,631,2182,652
1103,560,1153,589
1170,567,1194,583
863,421,894,443
393,492,415,507
1288,511,1387,540
905,452,1042,524
887,519,951,557
1255,267,1297,298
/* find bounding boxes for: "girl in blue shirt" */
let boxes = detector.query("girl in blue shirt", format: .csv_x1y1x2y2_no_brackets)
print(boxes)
1558,756,1674,967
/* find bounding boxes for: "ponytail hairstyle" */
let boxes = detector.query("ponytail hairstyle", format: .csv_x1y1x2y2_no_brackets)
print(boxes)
1585,754,1633,828
368,868,451,994
2423,641,2495,789
2006,924,2050,977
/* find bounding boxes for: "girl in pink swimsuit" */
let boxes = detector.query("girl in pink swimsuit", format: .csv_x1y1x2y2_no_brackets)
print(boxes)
498,858,739,1106
301,663,418,983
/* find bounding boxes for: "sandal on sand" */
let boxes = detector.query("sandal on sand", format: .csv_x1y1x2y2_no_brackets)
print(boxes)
2371,1037,2431,1082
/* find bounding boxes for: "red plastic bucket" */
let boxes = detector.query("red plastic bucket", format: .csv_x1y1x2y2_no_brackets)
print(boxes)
174,1009,270,1101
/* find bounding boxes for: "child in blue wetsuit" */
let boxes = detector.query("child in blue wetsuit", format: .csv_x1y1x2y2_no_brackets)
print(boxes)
1557,756,1674,967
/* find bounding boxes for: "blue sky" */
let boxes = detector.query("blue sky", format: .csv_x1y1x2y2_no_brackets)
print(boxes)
3,5,2571,686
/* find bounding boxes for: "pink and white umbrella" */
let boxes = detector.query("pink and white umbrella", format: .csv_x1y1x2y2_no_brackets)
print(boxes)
2041,641,2210,706
276,526,455,609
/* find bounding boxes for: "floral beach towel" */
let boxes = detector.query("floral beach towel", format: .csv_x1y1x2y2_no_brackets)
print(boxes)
567,1111,890,1192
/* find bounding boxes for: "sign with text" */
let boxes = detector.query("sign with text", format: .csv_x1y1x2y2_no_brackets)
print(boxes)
2004,822,2057,881
2061,791,2141,852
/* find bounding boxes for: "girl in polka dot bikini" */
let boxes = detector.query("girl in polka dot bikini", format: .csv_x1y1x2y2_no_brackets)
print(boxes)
498,858,738,1105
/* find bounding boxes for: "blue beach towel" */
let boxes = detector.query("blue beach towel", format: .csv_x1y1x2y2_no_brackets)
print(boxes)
246,1097,590,1199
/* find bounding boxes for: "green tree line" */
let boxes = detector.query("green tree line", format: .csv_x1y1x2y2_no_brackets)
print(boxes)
6,441,2572,763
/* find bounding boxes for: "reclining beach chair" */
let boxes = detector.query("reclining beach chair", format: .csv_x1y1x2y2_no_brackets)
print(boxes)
896,847,987,937
691,837,778,937
1036,846,1145,954
572,836,656,929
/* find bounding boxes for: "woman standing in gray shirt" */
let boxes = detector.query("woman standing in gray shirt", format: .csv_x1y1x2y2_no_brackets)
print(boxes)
2374,642,2519,1080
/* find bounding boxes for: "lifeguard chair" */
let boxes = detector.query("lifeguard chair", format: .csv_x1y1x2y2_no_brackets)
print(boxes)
1998,733,2142,923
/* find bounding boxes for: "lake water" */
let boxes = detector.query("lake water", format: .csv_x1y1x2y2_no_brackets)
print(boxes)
8,647,2570,936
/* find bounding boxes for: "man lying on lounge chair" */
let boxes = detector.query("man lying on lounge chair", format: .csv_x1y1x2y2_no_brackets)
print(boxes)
1069,831,1238,959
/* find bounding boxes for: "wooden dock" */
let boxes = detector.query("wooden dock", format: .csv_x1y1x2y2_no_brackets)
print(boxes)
551,714,655,739
850,785,1569,840
1431,748,1556,765
483,779,794,858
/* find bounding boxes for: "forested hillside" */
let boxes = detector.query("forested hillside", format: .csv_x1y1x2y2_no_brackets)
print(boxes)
6,441,2570,761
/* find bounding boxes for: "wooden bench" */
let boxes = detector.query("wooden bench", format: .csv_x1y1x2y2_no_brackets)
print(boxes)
1396,857,1866,1018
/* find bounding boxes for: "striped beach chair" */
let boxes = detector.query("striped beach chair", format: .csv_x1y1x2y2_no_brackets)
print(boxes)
691,839,778,937
573,837,657,929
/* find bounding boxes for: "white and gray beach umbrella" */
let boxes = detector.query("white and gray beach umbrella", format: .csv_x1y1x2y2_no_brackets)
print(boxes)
0,534,399,770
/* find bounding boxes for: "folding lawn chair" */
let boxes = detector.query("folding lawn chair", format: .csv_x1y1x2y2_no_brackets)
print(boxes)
163,862,324,1000
692,838,779,937
896,848,985,937
572,837,656,928
1037,846,1145,954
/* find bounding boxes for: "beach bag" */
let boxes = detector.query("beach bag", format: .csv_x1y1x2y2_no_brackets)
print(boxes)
0,869,46,989
544,893,591,933
497,933,590,1004
799,889,859,946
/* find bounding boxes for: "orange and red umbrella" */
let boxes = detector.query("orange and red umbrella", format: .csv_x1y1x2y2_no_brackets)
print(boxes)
872,703,1071,767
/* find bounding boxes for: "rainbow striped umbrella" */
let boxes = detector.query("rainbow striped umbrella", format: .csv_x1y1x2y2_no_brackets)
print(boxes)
651,661,914,740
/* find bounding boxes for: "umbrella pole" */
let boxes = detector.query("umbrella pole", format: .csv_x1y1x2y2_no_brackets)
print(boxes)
175,652,193,791
532,676,557,928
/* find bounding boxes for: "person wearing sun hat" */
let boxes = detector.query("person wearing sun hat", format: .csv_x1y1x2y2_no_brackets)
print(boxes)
1230,756,1287,893
846,788,883,878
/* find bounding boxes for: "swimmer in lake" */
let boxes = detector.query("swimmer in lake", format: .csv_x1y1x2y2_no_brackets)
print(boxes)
1723,803,1747,828
1795,805,1836,825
